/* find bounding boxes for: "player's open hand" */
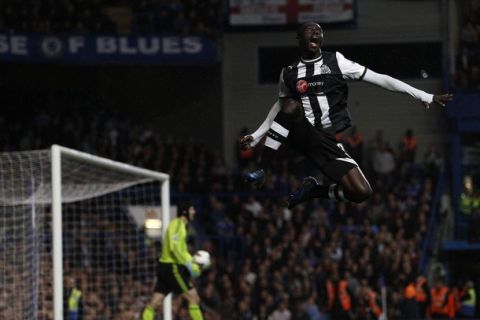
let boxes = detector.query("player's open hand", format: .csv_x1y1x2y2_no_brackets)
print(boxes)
240,135,254,151
423,93,453,109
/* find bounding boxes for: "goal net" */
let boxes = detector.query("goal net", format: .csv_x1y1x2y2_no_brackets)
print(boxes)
0,145,170,320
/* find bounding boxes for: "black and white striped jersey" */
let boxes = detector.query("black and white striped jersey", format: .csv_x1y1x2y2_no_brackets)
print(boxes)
279,51,367,133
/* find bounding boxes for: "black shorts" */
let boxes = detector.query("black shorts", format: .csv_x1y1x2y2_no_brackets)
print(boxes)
154,262,193,295
288,118,358,182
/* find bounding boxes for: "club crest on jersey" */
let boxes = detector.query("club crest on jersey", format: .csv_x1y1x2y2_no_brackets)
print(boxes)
296,80,308,93
320,64,331,74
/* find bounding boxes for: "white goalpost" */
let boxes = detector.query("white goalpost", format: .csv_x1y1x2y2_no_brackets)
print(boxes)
0,145,172,320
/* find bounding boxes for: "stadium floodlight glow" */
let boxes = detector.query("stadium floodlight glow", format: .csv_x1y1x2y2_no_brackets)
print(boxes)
0,145,172,320
145,218,163,239
145,218,163,229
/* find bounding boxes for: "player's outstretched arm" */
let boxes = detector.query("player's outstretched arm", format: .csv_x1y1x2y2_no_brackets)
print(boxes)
361,69,453,107
239,100,280,150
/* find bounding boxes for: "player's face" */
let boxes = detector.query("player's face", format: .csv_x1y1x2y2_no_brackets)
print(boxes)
299,24,323,55
66,277,75,288
188,206,196,221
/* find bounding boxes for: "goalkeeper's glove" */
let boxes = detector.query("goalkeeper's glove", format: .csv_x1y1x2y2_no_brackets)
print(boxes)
185,261,201,278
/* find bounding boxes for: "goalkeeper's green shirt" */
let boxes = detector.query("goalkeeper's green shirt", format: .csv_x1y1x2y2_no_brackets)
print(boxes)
159,217,193,265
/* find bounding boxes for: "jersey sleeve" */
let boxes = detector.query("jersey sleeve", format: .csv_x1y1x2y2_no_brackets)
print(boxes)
336,51,367,80
362,69,433,103
166,219,193,265
278,68,293,98
250,101,280,146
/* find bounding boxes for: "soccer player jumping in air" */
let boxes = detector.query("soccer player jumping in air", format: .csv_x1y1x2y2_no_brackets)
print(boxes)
241,22,452,208
142,204,207,320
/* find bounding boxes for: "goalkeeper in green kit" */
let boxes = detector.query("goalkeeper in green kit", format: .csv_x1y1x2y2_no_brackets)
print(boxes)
142,203,210,320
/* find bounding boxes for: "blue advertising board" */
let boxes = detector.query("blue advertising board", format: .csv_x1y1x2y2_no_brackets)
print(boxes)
0,34,217,64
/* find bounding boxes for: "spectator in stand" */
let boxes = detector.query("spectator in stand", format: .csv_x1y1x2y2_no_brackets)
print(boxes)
64,276,83,320
416,275,430,319
469,205,480,242
405,175,422,199
430,278,455,319
244,195,263,218
460,176,478,216
403,277,420,319
372,142,396,190
303,295,321,320
423,143,442,179
357,280,382,320
369,130,384,178
401,129,417,165
269,300,292,320
326,275,353,320
459,280,477,318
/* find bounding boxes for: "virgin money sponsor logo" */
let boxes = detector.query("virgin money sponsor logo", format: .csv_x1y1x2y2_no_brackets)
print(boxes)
296,80,308,93
296,79,324,93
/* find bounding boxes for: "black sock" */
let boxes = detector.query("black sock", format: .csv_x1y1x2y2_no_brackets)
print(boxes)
259,111,293,168
310,184,347,201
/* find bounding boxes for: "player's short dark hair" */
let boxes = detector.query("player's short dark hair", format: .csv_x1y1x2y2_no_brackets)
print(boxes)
296,22,323,38
177,202,193,217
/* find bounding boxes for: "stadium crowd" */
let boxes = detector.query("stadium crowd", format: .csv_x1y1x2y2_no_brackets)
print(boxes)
132,0,220,37
2,85,476,320
196,131,447,319
455,0,480,90
0,0,116,33
0,0,219,36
